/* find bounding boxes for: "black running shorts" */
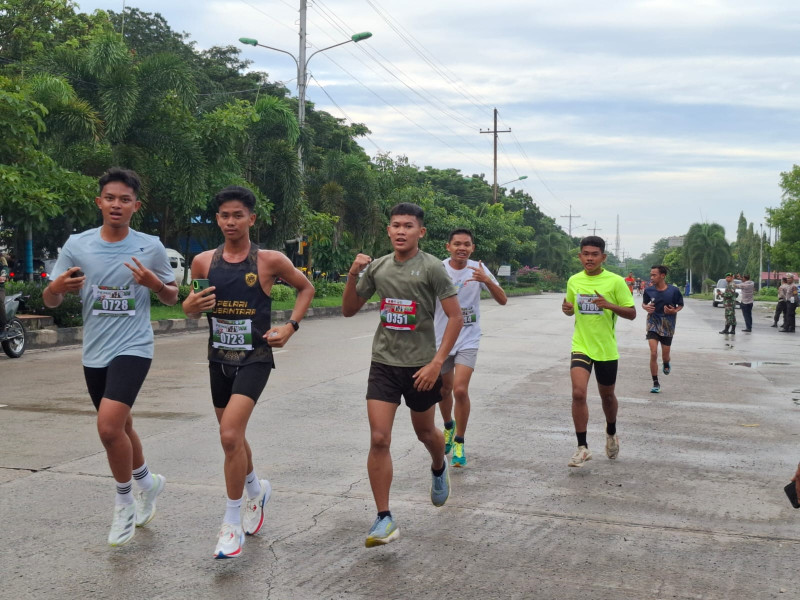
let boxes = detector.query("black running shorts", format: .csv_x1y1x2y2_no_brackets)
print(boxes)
646,331,673,346
366,361,442,412
84,355,152,410
209,361,272,408
570,352,618,387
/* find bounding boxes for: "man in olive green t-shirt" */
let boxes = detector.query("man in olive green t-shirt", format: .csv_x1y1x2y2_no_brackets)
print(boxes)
561,236,636,468
343,202,462,548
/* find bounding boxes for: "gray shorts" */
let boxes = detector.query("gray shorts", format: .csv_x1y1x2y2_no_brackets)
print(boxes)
441,347,478,373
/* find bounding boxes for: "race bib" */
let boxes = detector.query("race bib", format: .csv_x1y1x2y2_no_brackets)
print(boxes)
380,298,417,331
461,306,477,326
211,317,254,351
91,285,135,317
576,293,602,315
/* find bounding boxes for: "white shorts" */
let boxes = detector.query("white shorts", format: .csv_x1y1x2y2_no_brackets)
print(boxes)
441,347,478,373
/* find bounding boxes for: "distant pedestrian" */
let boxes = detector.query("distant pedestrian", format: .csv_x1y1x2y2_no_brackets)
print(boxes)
781,275,797,333
737,274,755,332
625,272,635,293
561,236,636,468
772,277,789,328
719,272,737,335
642,265,683,393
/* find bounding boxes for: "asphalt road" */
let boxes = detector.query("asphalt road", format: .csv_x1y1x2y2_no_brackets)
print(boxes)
1,295,799,599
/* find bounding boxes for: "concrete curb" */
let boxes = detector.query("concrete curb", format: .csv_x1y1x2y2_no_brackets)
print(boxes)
26,289,542,350
26,301,383,350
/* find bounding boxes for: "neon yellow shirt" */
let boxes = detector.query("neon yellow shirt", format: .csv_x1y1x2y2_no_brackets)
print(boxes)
566,269,634,361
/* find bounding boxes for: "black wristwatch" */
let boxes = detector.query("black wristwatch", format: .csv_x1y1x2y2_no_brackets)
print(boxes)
287,319,299,331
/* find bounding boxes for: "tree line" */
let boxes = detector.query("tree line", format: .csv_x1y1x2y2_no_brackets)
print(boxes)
0,1,578,281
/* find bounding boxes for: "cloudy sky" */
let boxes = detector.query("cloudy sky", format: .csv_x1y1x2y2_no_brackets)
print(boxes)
77,0,800,257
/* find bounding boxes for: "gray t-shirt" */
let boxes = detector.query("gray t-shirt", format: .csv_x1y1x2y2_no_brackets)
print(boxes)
52,228,173,368
356,250,457,367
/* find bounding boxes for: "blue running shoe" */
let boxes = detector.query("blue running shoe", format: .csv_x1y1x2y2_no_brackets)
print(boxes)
430,459,451,507
443,422,456,454
365,515,399,548
451,441,466,467
663,362,671,375
650,385,661,393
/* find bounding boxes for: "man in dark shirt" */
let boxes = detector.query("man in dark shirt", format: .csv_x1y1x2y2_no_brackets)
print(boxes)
642,265,683,393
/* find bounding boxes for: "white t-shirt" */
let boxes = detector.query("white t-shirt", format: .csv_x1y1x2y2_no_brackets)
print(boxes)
434,258,499,354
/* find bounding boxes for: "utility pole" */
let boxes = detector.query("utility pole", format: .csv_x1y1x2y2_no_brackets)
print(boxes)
480,108,511,203
589,221,602,236
759,223,763,291
615,214,620,261
297,0,308,171
560,204,582,237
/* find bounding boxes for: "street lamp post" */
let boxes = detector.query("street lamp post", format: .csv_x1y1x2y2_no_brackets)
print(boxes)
240,5,371,171
499,175,528,187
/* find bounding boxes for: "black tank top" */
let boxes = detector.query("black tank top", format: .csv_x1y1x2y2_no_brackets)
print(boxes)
207,243,273,366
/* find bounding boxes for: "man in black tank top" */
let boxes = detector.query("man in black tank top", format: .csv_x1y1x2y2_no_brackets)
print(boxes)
183,185,314,559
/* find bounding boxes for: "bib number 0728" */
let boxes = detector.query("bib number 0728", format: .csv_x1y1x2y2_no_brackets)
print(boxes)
101,298,129,311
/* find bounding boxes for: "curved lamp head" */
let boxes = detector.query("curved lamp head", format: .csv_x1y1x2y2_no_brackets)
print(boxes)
239,37,258,46
351,32,373,42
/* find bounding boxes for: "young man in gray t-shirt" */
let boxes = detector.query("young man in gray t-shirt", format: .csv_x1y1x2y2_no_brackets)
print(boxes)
343,203,462,548
45,168,178,547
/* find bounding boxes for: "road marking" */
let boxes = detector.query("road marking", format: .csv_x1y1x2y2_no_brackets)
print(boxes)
0,404,6,408
350,334,374,340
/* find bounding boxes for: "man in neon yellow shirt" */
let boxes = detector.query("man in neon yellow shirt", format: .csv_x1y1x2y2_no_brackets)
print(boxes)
561,236,636,467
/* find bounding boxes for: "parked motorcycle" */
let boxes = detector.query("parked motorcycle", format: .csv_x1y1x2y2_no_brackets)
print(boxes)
2,293,27,358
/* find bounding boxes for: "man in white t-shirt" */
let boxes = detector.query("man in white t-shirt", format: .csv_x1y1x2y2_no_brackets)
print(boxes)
434,229,507,467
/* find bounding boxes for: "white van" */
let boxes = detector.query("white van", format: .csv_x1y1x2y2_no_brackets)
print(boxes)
166,249,191,285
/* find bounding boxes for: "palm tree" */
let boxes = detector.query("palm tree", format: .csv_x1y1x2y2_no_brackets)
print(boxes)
685,222,731,282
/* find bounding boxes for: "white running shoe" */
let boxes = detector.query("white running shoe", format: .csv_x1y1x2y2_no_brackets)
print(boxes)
243,479,272,536
135,473,166,527
606,434,620,460
108,502,137,547
568,445,593,467
214,523,244,559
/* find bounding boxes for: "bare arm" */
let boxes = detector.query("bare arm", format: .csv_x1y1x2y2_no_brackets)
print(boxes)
593,290,636,321
468,262,506,305
261,251,314,348
342,253,372,317
43,267,85,308
181,252,214,319
412,295,463,391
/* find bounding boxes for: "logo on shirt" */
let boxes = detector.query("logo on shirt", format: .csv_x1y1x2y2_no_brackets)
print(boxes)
245,272,258,287
411,269,421,277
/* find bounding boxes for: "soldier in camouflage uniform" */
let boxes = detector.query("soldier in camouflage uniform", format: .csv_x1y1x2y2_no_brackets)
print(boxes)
719,272,737,335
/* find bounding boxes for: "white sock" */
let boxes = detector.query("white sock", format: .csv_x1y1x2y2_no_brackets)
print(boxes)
115,479,134,505
245,469,261,499
224,497,242,525
132,463,153,491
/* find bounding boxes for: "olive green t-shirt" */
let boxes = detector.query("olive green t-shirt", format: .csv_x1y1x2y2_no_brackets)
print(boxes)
566,268,635,361
356,250,457,367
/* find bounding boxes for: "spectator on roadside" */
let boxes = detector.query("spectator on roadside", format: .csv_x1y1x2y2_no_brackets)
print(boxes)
0,252,8,339
736,274,755,332
781,275,797,333
773,277,790,328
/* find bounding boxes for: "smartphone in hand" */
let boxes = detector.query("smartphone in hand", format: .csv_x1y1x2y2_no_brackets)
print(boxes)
192,279,212,312
784,482,799,509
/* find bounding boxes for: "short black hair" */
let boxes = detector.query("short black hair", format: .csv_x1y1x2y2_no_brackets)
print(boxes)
448,228,474,243
579,235,605,253
651,265,668,275
215,185,256,212
390,202,424,225
99,167,141,197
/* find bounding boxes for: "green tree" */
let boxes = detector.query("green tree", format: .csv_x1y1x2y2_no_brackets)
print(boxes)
684,222,731,282
767,165,800,272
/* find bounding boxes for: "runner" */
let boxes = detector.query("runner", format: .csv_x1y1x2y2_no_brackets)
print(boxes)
561,236,636,467
434,228,507,467
182,185,314,559
642,265,683,394
624,272,635,294
342,202,462,548
43,168,178,546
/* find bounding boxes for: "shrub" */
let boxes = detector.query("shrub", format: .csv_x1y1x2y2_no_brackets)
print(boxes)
270,284,296,302
150,285,192,307
313,281,345,298
756,286,778,299
6,281,84,327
